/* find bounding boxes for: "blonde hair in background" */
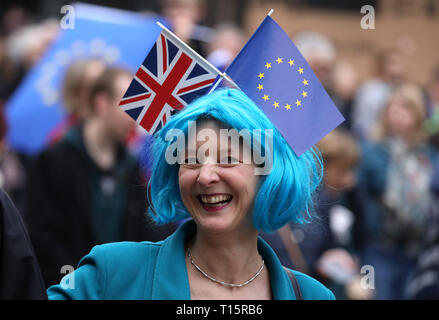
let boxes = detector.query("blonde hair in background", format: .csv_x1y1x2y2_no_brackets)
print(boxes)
61,58,106,118
372,83,427,143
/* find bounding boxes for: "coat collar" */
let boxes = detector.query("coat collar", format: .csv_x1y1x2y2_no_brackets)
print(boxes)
150,220,296,300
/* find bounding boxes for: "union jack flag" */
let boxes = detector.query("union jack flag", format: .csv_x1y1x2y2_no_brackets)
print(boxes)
119,29,220,135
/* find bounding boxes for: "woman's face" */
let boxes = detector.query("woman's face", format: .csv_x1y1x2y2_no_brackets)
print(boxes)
178,120,260,235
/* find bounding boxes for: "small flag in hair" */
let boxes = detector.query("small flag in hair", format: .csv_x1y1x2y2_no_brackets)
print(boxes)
120,27,220,135
225,16,344,156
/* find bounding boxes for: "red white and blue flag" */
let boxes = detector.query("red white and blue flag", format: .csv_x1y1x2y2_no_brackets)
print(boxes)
119,28,220,135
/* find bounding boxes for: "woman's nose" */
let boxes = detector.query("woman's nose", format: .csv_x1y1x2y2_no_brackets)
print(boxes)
196,163,220,186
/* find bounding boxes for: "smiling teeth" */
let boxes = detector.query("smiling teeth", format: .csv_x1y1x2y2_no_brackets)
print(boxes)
200,194,232,204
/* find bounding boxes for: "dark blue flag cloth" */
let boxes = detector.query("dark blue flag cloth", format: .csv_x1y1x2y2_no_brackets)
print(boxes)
225,16,344,156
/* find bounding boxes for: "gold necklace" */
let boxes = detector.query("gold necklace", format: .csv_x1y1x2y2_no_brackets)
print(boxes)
187,247,265,288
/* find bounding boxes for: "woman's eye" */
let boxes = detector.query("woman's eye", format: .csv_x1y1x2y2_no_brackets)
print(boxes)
182,157,199,165
220,156,240,165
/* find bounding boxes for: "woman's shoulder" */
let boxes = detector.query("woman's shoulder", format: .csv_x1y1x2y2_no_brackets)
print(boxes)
90,240,164,264
48,241,165,299
291,270,336,300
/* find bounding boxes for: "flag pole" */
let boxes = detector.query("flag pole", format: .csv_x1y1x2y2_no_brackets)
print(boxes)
207,77,222,94
208,73,241,94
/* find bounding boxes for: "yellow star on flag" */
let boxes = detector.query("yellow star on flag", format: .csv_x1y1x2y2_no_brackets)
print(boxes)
276,57,283,64
302,91,308,97
262,94,269,101
288,59,294,66
298,67,304,74
295,99,301,107
285,103,291,110
273,101,279,108
257,84,264,91
265,62,272,69
258,73,264,79
303,79,309,86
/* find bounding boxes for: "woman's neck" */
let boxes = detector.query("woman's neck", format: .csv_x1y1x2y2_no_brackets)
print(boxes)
187,226,262,285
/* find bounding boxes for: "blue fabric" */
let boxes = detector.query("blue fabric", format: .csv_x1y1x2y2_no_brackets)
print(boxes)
361,245,415,300
47,220,335,300
225,16,344,156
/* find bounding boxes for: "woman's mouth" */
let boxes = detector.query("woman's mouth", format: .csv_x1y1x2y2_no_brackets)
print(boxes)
198,194,233,212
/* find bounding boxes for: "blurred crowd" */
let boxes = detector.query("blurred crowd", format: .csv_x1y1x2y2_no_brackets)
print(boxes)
1,0,439,300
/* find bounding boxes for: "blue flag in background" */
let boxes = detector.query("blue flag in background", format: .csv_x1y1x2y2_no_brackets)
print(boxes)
225,16,344,156
5,3,163,155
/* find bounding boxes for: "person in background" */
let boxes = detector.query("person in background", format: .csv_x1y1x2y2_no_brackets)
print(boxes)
24,66,176,288
422,65,439,149
406,165,439,299
0,4,33,37
46,88,335,300
0,188,46,299
0,36,12,104
160,0,213,58
261,129,367,299
47,59,106,144
406,65,439,299
293,31,336,90
357,83,436,299
3,19,59,98
351,49,406,142
0,105,26,213
206,23,245,72
328,60,359,132
425,65,439,115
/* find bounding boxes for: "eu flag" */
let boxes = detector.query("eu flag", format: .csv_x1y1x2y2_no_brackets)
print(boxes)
225,16,344,156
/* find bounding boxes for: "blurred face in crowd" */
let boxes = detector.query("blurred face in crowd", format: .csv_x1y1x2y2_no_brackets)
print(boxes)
164,0,201,23
78,60,106,118
163,0,202,41
324,159,357,196
178,120,260,235
96,74,136,142
380,52,404,82
308,54,334,87
384,96,418,139
331,61,358,100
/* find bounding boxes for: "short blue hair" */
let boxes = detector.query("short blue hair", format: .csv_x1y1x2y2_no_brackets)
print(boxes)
146,88,323,233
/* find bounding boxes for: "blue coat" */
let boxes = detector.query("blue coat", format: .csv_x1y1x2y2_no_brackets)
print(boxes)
47,220,335,300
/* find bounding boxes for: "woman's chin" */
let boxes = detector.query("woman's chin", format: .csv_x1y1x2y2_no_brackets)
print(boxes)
196,215,235,234
193,210,240,235
194,213,254,237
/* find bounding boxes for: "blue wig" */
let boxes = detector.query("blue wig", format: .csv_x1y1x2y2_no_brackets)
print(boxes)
146,88,323,233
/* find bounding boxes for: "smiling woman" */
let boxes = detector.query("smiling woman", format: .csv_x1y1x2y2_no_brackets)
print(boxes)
149,89,323,233
144,88,332,299
177,119,260,237
47,88,335,300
